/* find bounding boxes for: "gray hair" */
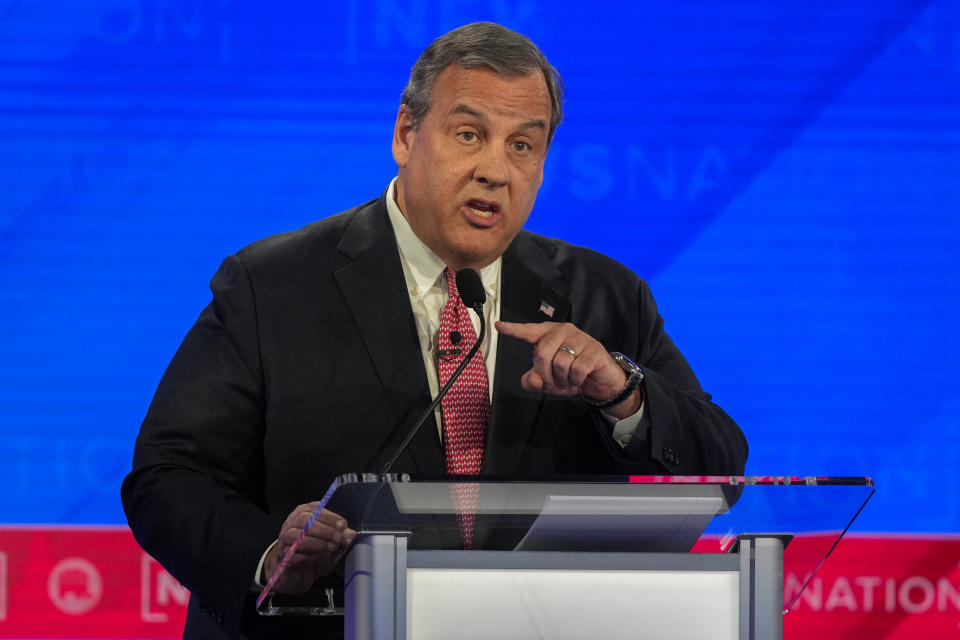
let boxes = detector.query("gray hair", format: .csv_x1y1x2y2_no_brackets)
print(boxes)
400,22,564,143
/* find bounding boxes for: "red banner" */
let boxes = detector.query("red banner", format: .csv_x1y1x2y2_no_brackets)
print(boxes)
0,527,958,638
784,535,960,639
0,527,186,638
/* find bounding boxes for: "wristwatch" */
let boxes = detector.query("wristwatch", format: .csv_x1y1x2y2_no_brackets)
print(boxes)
588,352,645,410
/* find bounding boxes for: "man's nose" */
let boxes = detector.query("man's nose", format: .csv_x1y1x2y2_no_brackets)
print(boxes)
474,142,509,188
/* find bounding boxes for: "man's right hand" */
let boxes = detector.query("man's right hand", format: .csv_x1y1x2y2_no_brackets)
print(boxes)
262,502,356,595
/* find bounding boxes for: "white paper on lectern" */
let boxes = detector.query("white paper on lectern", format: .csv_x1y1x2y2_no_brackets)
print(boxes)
514,495,724,552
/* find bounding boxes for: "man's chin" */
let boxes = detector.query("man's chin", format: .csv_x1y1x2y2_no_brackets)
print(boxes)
446,245,506,271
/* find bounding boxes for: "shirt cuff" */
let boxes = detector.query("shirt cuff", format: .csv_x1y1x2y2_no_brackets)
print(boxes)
254,539,279,587
602,395,648,448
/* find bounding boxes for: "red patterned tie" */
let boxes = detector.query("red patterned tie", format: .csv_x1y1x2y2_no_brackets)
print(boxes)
437,267,489,548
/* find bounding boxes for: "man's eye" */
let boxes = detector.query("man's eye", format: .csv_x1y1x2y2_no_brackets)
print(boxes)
513,141,530,152
458,132,477,142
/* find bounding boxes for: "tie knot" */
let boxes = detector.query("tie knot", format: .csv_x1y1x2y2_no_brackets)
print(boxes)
445,267,459,298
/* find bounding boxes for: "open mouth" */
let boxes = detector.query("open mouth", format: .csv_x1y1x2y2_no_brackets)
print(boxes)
466,199,500,219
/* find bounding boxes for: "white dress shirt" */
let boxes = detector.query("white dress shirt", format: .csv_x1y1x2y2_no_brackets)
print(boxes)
385,179,501,435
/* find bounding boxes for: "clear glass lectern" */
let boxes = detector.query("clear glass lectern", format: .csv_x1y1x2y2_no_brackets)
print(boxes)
258,474,874,640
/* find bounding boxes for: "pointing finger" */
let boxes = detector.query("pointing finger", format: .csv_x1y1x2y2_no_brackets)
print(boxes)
495,321,554,343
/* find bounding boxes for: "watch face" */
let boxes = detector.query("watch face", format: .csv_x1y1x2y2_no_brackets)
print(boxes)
611,352,641,374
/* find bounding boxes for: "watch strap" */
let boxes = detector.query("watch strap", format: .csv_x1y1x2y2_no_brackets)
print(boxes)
588,352,644,410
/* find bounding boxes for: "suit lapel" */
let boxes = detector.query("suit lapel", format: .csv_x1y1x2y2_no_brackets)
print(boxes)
485,233,571,476
334,198,444,475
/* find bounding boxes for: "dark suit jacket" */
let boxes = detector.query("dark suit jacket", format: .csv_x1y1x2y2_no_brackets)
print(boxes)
121,194,747,639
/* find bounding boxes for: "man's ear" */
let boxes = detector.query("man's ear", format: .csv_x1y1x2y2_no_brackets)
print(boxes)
392,105,416,167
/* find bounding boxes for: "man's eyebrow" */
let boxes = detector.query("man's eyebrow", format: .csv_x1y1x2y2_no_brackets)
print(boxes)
449,104,547,132
450,104,486,120
517,119,547,132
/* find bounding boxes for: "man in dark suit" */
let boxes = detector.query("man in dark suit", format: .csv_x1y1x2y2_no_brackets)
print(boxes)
122,22,747,639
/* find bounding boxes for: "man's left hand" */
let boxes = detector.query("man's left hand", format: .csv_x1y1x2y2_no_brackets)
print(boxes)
495,321,641,420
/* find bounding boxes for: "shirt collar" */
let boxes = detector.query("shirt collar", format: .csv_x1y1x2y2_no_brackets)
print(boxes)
385,177,501,302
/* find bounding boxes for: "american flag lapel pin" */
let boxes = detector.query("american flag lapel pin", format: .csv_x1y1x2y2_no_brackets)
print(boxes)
538,300,555,318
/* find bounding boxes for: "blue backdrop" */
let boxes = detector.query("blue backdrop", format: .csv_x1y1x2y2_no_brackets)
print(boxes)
0,0,957,533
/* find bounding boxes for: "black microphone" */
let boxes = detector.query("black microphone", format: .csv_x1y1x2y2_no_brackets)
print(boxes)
455,267,486,311
379,268,487,475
